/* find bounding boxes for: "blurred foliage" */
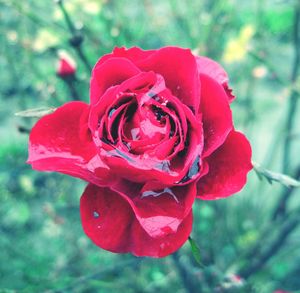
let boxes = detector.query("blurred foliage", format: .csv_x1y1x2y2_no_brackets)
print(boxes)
1,0,300,292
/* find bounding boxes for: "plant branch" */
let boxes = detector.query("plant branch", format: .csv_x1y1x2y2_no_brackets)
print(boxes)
231,165,300,280
7,0,66,32
50,258,142,293
55,0,92,73
172,252,201,293
253,162,300,188
282,0,300,175
272,165,300,220
238,207,300,279
61,76,80,101
273,0,300,219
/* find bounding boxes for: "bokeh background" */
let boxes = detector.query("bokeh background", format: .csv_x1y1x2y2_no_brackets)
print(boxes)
1,0,300,292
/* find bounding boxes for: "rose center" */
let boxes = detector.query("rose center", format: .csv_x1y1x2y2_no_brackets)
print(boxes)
122,96,170,143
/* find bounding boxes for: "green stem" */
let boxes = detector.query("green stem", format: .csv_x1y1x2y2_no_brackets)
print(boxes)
238,207,300,279
172,252,201,293
63,76,80,101
55,0,92,72
273,0,300,219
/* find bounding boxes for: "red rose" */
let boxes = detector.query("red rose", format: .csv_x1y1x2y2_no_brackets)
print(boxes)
28,46,252,257
56,50,77,77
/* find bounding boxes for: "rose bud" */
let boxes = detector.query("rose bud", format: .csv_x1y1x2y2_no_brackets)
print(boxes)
56,50,76,78
28,46,252,257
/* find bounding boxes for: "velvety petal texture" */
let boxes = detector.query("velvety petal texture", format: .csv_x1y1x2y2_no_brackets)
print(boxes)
80,184,193,257
90,57,141,105
200,73,233,157
28,46,253,258
110,180,196,238
196,56,235,102
197,131,252,199
28,102,113,186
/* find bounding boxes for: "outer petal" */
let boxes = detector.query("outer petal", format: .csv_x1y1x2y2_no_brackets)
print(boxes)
110,180,196,238
138,47,201,112
100,46,201,112
28,102,112,186
80,184,193,257
197,131,252,200
200,73,233,157
90,57,141,105
95,47,156,67
196,56,235,102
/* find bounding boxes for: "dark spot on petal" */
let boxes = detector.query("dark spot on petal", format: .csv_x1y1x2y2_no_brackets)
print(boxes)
93,211,100,218
108,108,116,117
156,160,170,172
148,91,156,98
152,105,167,121
100,137,112,144
178,156,200,183
108,148,134,163
125,103,138,120
188,105,195,114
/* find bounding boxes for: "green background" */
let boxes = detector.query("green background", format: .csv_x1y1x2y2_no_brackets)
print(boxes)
1,0,300,292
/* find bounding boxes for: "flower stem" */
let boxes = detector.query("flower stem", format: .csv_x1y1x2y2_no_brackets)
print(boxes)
272,0,300,219
63,76,80,101
172,252,201,293
55,0,92,73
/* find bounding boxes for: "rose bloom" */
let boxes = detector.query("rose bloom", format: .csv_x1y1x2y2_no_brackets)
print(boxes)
56,50,77,77
28,46,252,257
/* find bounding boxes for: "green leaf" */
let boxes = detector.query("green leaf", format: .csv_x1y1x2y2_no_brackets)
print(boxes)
188,236,202,266
253,162,300,188
15,107,56,118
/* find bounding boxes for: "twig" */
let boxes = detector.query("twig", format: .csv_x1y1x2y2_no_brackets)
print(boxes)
6,0,66,32
248,50,288,88
273,0,300,219
228,164,300,282
238,207,300,279
272,166,300,220
282,0,300,174
15,107,56,118
172,252,201,293
60,76,80,101
49,258,142,293
247,50,300,97
253,162,300,188
55,0,92,73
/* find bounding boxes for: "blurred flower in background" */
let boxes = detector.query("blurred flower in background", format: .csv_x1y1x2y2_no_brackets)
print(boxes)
56,50,77,78
223,24,255,63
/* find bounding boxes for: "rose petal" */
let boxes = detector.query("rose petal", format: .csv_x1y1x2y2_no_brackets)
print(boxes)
200,73,233,157
108,46,157,64
196,56,235,102
90,71,202,185
197,131,252,200
95,47,201,112
92,47,156,69
90,57,141,105
89,71,158,133
80,183,193,257
27,102,112,186
137,47,201,112
110,179,196,238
